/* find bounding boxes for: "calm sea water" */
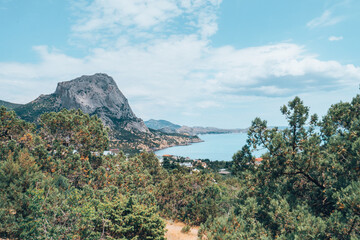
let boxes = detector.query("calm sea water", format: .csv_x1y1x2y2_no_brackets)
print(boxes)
155,133,265,161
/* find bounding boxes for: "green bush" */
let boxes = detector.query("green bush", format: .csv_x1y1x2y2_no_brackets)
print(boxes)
181,225,191,233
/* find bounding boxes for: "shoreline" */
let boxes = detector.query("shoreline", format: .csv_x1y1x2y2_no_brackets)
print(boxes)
152,132,257,161
152,138,204,153
152,132,240,154
153,131,248,153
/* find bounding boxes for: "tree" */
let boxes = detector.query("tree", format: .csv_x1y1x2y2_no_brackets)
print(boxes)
0,106,34,143
0,107,35,160
0,149,44,238
104,197,165,240
39,109,108,157
201,96,360,239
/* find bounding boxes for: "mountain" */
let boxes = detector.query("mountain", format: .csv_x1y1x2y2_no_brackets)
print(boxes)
1,73,201,153
145,119,247,135
0,100,22,110
144,119,181,131
13,73,148,133
177,126,247,135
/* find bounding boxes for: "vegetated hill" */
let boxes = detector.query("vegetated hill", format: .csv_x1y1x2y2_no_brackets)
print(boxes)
145,119,181,131
1,73,200,152
145,119,247,135
0,100,22,109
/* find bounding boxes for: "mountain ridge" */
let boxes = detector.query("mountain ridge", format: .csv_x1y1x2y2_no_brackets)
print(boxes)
0,73,201,153
12,73,149,133
145,119,181,131
144,119,247,135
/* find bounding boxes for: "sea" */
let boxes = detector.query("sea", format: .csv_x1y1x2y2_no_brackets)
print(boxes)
155,133,266,161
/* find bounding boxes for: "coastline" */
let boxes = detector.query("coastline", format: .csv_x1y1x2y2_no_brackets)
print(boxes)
153,131,247,153
153,132,255,161
152,137,204,152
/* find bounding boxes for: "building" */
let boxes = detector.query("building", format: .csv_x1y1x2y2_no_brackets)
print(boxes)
179,162,193,168
255,157,263,165
194,159,208,169
109,149,120,155
103,151,114,156
103,148,120,156
218,169,231,175
156,155,164,163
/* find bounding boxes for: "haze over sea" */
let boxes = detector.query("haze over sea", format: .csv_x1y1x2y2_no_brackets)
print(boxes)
155,133,265,161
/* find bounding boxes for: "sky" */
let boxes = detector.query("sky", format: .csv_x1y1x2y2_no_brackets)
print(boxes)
1,0,360,128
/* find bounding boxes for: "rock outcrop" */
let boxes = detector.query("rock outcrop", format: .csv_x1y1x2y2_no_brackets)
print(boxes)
2,73,201,153
54,73,149,133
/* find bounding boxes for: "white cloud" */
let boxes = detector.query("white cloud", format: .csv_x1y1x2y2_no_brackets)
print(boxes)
252,86,290,95
72,0,180,31
1,0,360,127
1,40,359,106
307,10,343,28
71,0,222,46
1,39,359,127
328,35,343,41
196,100,221,109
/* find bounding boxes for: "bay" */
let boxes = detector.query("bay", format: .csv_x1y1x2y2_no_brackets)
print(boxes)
155,133,265,161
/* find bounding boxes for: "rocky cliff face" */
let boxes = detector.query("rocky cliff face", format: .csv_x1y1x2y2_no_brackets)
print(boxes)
54,73,149,133
13,73,148,133
3,73,201,153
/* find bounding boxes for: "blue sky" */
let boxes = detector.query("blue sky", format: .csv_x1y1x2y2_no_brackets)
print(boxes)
1,0,360,128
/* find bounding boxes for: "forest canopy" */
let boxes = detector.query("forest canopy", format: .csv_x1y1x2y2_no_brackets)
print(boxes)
0,95,359,239
200,96,359,239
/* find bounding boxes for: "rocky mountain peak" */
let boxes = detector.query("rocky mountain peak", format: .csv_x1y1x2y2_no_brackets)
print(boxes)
54,73,149,133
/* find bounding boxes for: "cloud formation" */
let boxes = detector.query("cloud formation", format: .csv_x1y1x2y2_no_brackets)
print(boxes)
307,10,343,28
328,36,343,41
1,0,359,126
71,0,222,45
1,40,359,105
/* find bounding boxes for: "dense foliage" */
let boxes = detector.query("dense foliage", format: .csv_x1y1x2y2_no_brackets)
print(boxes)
0,108,166,239
200,96,359,239
0,107,232,239
1,95,359,239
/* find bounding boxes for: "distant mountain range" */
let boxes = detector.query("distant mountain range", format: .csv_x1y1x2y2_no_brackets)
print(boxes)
0,73,201,153
145,119,247,135
145,119,182,131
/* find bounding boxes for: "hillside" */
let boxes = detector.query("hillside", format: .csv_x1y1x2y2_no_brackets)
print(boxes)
1,74,200,153
13,73,148,133
0,100,22,109
145,119,247,135
145,119,181,131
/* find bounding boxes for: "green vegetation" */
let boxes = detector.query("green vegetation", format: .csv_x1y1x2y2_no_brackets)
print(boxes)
199,96,359,239
0,107,165,239
13,94,60,122
0,100,22,110
0,107,232,239
181,225,191,233
0,97,200,155
1,95,359,239
109,128,201,154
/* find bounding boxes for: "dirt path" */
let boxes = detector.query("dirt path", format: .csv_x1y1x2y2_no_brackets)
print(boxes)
165,220,199,240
